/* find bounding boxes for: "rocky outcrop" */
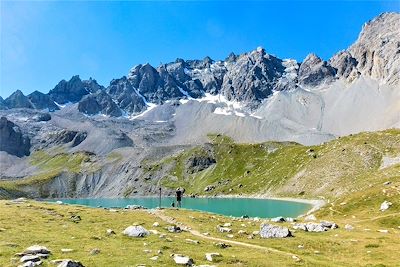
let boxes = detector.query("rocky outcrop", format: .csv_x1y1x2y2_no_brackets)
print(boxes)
348,12,400,85
27,91,59,111
329,51,359,81
185,154,216,174
78,91,122,117
0,117,30,157
4,90,33,109
48,76,103,104
298,54,336,87
221,48,286,105
107,76,147,114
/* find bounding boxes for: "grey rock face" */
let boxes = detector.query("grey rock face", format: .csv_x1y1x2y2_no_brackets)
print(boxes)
329,51,359,81
221,48,286,105
49,75,102,104
78,91,122,117
4,90,33,109
107,76,147,114
259,223,292,238
0,117,30,157
128,63,184,104
349,12,400,85
27,91,59,111
0,96,5,110
298,54,336,87
185,154,216,174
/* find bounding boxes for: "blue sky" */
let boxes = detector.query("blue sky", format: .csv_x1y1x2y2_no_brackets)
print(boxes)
1,1,399,98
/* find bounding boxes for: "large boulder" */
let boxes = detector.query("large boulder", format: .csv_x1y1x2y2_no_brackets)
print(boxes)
171,254,194,266
259,224,292,238
0,117,30,157
122,225,149,237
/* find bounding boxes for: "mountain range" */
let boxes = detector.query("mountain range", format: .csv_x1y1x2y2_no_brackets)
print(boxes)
0,12,399,156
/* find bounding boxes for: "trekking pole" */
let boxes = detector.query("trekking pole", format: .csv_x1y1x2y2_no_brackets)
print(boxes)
159,187,162,209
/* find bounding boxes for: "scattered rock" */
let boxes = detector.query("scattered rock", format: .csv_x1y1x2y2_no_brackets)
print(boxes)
56,201,63,205
226,234,234,238
55,259,85,267
383,181,392,186
123,226,149,237
152,222,160,227
171,254,194,266
217,227,232,233
61,249,74,253
150,256,159,261
185,239,199,244
22,245,51,256
205,253,222,262
167,225,182,233
259,224,292,238
70,215,81,223
223,223,232,227
149,230,160,235
106,229,116,236
380,200,392,211
204,185,216,192
20,255,41,263
304,214,317,221
125,205,146,210
215,242,231,249
378,229,389,233
237,230,247,235
89,248,100,255
344,224,354,231
293,221,339,232
270,217,285,223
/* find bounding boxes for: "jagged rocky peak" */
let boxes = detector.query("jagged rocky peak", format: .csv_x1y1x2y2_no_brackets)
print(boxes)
221,47,286,105
329,51,359,82
298,53,336,87
0,116,30,157
349,12,400,85
27,91,59,111
107,76,147,114
4,90,33,109
78,90,122,117
48,75,104,104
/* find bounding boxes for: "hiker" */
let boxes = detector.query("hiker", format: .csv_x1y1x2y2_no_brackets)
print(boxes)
176,188,184,208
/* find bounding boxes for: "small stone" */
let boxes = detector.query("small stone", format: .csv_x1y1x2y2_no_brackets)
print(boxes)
143,250,152,253
23,245,51,256
304,214,317,221
226,234,234,238
292,255,301,262
205,252,222,262
215,242,231,249
223,223,231,227
218,227,232,233
344,224,354,231
89,248,100,255
185,239,200,244
377,229,389,233
56,201,63,205
20,255,41,263
380,200,392,211
238,230,247,235
270,217,285,223
167,225,182,233
252,231,259,235
171,254,194,266
298,245,304,249
383,181,391,186
153,222,160,227
202,232,210,236
314,251,320,254
106,229,116,236
61,249,74,253
56,259,85,267
150,256,159,261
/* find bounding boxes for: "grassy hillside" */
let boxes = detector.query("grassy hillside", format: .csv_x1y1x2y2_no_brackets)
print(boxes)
148,129,400,199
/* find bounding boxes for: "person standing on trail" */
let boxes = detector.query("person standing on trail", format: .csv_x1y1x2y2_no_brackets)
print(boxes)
176,188,184,208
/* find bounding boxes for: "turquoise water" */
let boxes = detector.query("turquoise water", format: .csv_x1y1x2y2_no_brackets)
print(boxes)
53,197,311,218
